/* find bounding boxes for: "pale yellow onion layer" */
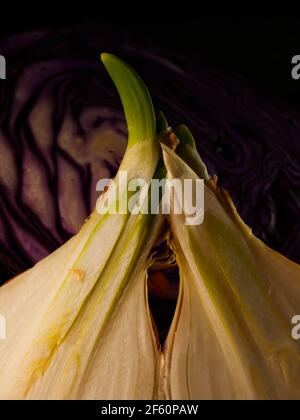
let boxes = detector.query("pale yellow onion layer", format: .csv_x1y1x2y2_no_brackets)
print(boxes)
162,144,300,400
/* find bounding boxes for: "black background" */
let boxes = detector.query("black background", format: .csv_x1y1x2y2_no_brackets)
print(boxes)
1,12,300,107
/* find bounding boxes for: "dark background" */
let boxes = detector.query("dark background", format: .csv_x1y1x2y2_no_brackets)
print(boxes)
1,13,300,107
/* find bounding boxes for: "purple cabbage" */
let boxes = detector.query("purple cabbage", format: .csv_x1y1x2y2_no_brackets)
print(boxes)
0,27,300,280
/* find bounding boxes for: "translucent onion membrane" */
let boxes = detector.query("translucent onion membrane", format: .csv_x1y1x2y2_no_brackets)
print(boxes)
0,28,300,279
